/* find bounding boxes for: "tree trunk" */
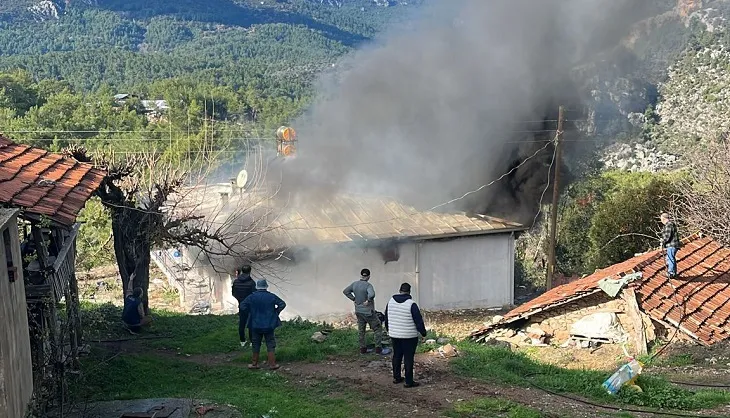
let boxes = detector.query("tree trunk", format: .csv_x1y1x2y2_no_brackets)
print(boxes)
112,207,152,315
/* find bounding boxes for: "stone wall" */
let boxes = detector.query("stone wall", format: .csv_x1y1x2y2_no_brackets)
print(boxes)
528,292,637,343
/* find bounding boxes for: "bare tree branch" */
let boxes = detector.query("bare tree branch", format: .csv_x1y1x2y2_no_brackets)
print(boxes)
65,141,287,311
678,139,730,245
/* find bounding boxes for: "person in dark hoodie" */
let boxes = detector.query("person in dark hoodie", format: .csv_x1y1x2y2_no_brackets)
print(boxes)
232,264,256,347
385,282,427,388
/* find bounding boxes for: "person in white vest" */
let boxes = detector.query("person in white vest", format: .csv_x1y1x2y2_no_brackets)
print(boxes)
384,282,427,388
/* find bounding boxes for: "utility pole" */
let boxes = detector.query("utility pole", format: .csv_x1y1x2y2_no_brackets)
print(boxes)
545,105,565,290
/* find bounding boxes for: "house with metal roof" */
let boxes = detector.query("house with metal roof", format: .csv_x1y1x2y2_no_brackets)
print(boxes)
153,182,527,318
471,234,730,353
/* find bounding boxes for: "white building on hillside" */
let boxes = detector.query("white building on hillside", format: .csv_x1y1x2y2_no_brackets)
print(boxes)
153,183,525,320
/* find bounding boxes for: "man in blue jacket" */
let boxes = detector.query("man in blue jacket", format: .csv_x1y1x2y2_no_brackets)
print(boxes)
385,282,427,388
240,279,286,370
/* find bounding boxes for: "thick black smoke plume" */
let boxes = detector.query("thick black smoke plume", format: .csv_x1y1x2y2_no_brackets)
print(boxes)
276,0,670,224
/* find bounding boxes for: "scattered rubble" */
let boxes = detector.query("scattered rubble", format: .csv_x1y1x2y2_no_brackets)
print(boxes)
311,331,328,343
437,344,459,358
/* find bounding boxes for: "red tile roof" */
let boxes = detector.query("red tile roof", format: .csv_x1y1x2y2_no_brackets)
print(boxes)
0,136,106,226
473,234,730,345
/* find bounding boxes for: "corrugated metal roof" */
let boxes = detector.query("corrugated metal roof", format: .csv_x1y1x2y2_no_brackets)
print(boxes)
181,184,525,249
471,234,730,345
266,194,524,247
0,136,105,226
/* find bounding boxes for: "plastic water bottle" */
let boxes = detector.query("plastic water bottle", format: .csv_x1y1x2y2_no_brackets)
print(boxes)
602,359,643,395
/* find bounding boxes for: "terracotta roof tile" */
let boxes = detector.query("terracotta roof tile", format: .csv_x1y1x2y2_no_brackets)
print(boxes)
0,136,105,226
473,234,730,345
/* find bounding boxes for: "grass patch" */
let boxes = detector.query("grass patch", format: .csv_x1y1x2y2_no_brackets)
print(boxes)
76,304,392,417
452,342,730,411
657,353,696,367
81,303,444,361
445,398,544,418
81,303,366,361
73,351,381,418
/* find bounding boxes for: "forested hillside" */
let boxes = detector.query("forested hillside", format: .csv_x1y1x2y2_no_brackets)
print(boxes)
3,0,730,280
0,0,419,109
0,0,424,269
0,0,424,153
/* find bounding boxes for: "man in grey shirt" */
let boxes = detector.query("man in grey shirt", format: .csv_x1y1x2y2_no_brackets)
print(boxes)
343,268,385,354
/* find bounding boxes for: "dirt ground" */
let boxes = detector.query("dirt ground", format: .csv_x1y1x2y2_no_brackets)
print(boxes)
109,344,651,418
422,308,507,340
92,334,730,418
78,267,730,416
647,341,730,386
281,353,637,418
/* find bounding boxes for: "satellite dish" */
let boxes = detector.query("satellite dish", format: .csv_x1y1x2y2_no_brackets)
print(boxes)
236,169,248,189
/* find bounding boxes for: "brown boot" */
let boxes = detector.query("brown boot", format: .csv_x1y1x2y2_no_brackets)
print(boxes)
248,352,260,369
267,352,280,370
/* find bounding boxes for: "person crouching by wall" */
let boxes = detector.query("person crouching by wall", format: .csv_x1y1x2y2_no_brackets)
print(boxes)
239,279,287,370
122,273,152,333
385,282,427,388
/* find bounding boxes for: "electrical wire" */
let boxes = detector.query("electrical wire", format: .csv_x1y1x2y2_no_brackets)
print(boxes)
531,140,558,229
663,380,730,389
96,131,558,231
519,373,727,418
429,137,554,211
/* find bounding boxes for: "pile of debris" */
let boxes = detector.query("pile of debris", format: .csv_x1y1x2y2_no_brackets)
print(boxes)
476,310,630,351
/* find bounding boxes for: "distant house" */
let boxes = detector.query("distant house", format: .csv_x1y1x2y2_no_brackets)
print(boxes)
153,183,526,319
0,135,105,411
472,234,730,354
112,93,140,104
141,100,169,112
140,100,170,122
112,95,169,120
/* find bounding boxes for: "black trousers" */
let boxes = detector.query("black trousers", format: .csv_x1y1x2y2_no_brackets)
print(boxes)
238,311,252,342
391,337,419,384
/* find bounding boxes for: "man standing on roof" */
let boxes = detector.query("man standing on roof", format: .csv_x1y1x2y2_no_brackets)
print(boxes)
343,268,388,354
660,212,680,278
232,264,256,347
385,282,427,388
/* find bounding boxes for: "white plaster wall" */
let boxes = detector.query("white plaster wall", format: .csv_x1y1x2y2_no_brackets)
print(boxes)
417,234,514,310
220,242,418,319
193,233,515,318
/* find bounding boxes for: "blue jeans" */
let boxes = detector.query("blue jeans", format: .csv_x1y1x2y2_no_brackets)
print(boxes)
251,329,276,353
666,247,677,275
